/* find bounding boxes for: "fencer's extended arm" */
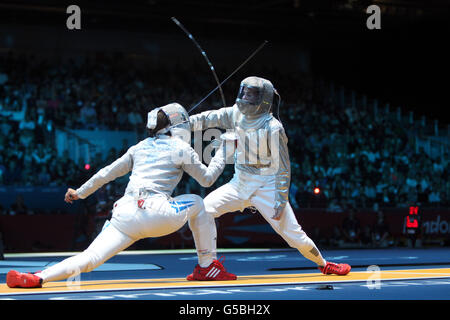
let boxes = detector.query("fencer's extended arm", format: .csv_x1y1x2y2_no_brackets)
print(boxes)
181,143,226,188
271,128,291,213
189,106,235,131
76,149,134,199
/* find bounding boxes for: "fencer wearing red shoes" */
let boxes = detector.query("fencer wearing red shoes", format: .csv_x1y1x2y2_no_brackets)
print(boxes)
187,257,237,281
188,76,352,276
7,103,232,288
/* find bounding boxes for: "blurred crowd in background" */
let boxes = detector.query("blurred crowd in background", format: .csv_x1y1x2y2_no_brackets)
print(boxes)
1,52,448,212
0,51,448,251
0,51,447,250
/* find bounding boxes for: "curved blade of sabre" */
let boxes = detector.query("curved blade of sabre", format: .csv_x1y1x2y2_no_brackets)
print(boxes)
171,17,227,108
187,40,269,114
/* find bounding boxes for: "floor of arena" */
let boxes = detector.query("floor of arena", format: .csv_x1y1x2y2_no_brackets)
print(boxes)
1,247,450,301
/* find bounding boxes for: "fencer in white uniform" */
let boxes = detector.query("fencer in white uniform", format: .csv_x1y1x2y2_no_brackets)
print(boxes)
7,103,236,288
188,76,351,276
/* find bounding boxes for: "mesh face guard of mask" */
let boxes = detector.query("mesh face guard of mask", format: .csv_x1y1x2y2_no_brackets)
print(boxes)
236,76,273,116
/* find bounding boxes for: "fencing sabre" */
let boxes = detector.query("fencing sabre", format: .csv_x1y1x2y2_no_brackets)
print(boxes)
171,17,227,108
187,40,269,114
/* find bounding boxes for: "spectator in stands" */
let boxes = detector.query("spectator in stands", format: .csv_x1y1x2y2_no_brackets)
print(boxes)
364,181,377,206
32,143,51,165
406,172,418,189
116,106,129,130
416,183,429,205
96,102,114,130
0,68,8,85
329,226,343,247
327,198,344,213
0,152,7,184
37,165,51,186
18,110,36,132
0,116,13,138
356,185,369,208
310,226,329,247
9,194,28,215
20,161,35,186
128,109,143,130
79,101,97,130
428,188,441,207
432,157,445,174
406,184,418,205
18,128,35,154
360,225,373,247
380,187,394,207
372,211,391,248
341,209,361,245
3,157,22,185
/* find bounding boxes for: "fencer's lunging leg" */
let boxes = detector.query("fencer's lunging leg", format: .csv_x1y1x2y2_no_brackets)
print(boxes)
278,204,327,267
251,189,327,267
203,183,249,261
176,194,216,268
35,223,135,283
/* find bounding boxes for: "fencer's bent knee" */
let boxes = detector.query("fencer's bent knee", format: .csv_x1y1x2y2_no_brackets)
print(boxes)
185,194,204,217
192,194,204,208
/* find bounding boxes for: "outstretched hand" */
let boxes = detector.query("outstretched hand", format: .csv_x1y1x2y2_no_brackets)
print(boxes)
64,188,79,204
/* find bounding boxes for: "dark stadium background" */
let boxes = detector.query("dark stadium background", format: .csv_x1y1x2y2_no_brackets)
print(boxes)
0,0,448,256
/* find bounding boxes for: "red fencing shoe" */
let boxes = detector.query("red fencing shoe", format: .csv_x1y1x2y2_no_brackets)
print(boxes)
6,270,43,288
318,262,351,275
187,256,237,281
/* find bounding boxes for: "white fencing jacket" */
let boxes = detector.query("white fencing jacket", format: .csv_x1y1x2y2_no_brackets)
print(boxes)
76,135,225,200
189,105,291,212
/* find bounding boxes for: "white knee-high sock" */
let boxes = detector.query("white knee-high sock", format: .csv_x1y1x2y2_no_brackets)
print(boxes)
35,252,94,283
281,228,327,267
189,208,216,268
298,240,327,267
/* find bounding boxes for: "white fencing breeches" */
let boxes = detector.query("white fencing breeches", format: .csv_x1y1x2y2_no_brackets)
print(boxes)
204,182,327,267
36,194,215,283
